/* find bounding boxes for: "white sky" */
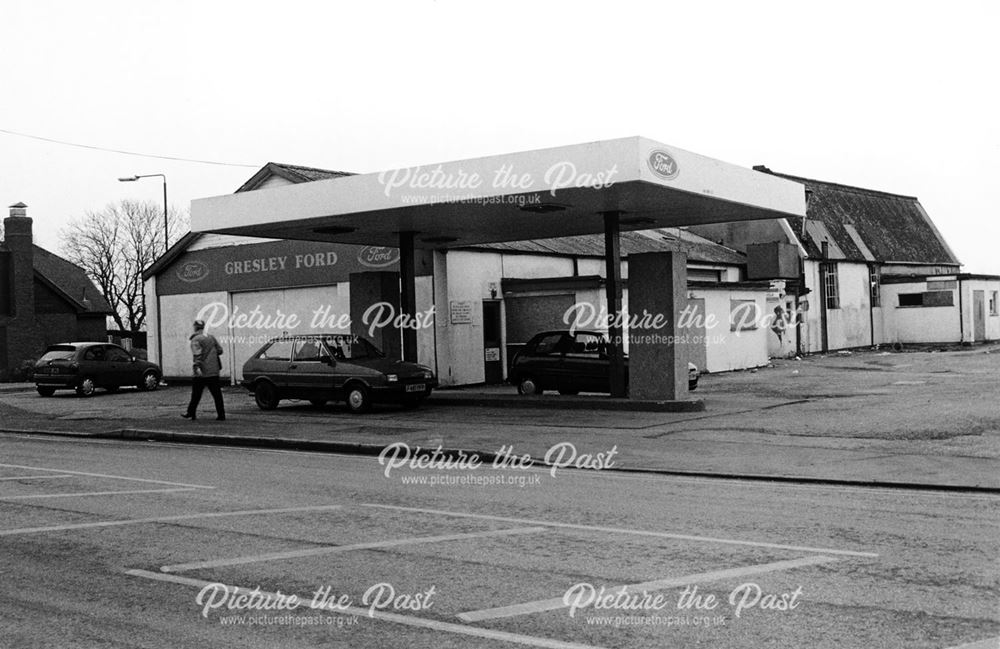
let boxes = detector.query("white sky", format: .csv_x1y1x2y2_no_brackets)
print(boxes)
2,1,998,272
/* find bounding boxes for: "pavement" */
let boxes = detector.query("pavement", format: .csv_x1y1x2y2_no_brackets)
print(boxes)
2,344,999,491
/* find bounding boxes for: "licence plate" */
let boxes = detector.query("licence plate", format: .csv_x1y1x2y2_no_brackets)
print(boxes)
405,383,425,393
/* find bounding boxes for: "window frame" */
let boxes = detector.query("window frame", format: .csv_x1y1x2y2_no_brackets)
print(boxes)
821,262,840,310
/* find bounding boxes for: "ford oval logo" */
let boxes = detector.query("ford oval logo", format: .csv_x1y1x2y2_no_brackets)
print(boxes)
176,260,210,283
358,246,399,268
647,149,679,180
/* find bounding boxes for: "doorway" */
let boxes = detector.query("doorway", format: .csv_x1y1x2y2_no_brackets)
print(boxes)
973,290,986,342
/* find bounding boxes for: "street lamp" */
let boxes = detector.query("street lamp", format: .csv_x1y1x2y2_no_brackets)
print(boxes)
118,174,168,255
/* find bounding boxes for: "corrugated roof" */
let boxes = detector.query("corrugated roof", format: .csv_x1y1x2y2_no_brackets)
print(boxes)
32,245,113,314
463,228,746,265
754,167,960,265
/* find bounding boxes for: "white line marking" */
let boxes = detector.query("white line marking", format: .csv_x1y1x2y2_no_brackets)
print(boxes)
0,475,74,481
161,526,549,573
0,487,199,500
943,637,1000,649
126,569,605,649
361,503,879,558
0,463,215,489
0,504,345,537
457,555,841,622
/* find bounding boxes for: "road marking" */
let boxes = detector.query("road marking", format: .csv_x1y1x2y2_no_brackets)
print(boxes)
943,638,1000,649
126,569,606,649
361,503,880,558
0,463,215,489
0,504,345,537
0,474,73,481
0,487,199,500
161,526,549,573
457,555,840,622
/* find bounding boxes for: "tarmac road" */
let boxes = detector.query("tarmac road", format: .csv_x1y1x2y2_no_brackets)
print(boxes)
0,435,997,649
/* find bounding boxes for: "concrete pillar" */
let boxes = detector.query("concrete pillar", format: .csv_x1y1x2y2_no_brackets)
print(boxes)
628,251,688,401
602,211,627,398
349,271,402,359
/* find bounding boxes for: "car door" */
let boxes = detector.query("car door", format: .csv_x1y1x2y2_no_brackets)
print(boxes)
286,339,337,400
104,345,134,386
81,345,114,386
561,332,610,393
517,332,570,390
251,339,295,389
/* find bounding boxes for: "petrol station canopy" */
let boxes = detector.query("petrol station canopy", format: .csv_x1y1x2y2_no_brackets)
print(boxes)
191,136,806,247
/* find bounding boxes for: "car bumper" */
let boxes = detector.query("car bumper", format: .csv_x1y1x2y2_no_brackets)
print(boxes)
371,379,438,401
34,376,78,388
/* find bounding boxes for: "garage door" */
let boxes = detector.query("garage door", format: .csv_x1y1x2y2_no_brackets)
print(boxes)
230,285,350,382
504,294,575,370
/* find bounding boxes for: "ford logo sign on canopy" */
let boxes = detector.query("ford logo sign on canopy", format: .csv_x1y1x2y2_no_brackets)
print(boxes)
647,149,679,180
358,246,399,268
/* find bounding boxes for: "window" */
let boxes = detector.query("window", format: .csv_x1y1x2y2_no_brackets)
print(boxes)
105,347,131,362
83,346,106,361
259,340,293,361
730,300,760,332
292,339,323,362
990,291,998,316
869,265,881,307
567,332,607,356
324,335,380,360
821,263,840,309
897,291,955,307
531,333,569,355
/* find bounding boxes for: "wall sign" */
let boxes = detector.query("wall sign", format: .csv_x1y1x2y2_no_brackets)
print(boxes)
647,149,680,181
484,347,500,362
450,301,473,324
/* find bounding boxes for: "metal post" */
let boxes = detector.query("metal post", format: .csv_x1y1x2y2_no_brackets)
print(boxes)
399,231,418,362
162,177,169,254
602,211,627,398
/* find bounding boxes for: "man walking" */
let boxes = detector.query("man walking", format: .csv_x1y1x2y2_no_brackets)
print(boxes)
183,319,226,421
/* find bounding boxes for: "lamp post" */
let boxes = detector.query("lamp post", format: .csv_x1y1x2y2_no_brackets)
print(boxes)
118,174,168,255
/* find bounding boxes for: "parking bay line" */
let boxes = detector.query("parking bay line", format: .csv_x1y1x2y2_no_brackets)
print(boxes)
0,475,74,481
0,463,216,489
160,526,550,573
457,555,841,623
0,504,346,537
126,569,606,649
0,487,201,500
361,503,880,558
943,637,1000,649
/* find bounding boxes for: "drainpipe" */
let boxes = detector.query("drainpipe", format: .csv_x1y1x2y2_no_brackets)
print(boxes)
958,276,965,344
868,265,876,347
818,241,830,353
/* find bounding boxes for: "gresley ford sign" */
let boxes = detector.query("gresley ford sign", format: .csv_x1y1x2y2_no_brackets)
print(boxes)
159,240,429,296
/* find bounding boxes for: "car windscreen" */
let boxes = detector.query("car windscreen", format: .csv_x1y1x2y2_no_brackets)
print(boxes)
39,346,77,361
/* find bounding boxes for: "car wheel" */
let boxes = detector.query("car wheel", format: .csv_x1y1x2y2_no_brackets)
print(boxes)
254,382,280,410
309,399,327,407
76,377,96,398
517,377,542,395
36,386,55,397
345,384,372,414
557,388,579,395
139,371,159,391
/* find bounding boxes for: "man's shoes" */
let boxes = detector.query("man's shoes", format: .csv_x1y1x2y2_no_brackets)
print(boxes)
182,412,195,420
216,415,226,421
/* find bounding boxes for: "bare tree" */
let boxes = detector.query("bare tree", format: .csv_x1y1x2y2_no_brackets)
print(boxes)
60,199,188,332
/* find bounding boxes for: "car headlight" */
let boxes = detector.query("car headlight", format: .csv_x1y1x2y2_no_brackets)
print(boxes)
386,374,398,382
423,371,433,380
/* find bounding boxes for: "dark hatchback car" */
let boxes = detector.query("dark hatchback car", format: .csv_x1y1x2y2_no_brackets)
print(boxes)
241,334,437,414
34,342,162,397
509,330,699,395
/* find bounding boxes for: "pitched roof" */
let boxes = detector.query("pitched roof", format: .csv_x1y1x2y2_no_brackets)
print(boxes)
463,228,746,265
753,167,960,265
235,162,354,192
32,245,114,314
